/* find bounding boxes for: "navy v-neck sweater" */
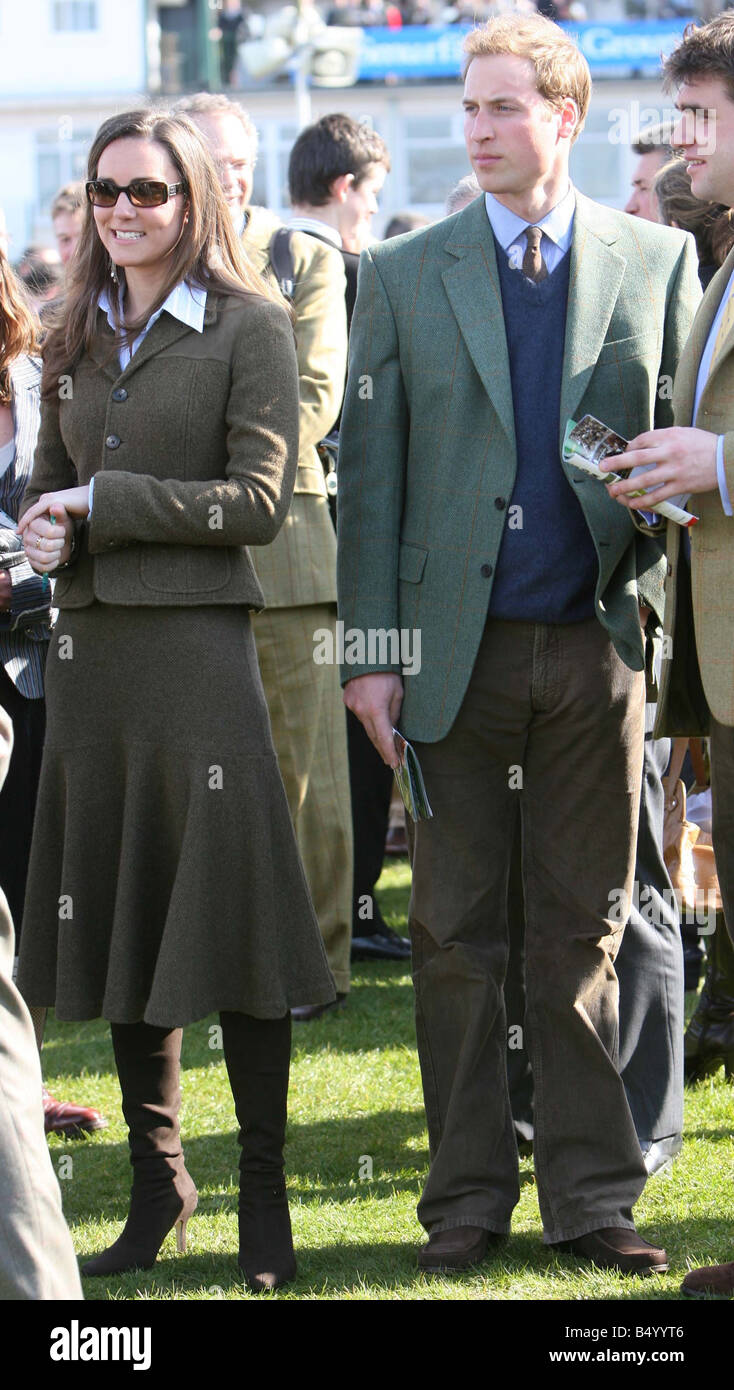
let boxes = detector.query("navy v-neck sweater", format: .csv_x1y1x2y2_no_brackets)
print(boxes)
488,238,598,624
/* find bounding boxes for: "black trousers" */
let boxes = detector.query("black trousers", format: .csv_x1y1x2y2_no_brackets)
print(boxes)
0,666,45,936
347,708,393,932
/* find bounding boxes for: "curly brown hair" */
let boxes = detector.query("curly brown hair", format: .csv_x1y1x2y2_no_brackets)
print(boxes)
664,13,734,100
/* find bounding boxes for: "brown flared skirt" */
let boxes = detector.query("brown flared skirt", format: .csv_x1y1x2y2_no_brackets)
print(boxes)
17,603,335,1026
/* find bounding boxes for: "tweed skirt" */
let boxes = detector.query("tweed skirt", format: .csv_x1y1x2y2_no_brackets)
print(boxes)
17,603,335,1027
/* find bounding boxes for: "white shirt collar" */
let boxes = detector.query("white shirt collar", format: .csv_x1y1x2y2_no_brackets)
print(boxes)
288,216,342,249
98,280,207,338
484,185,575,254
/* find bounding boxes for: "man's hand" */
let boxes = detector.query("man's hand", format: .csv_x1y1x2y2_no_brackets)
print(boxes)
19,486,90,531
606,427,718,511
0,570,11,610
344,672,404,768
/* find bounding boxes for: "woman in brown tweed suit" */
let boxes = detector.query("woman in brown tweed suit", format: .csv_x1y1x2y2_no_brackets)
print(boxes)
17,109,334,1291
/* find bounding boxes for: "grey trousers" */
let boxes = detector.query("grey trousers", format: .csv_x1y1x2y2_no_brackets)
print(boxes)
0,708,82,1301
409,618,648,1244
710,715,734,951
616,706,684,1146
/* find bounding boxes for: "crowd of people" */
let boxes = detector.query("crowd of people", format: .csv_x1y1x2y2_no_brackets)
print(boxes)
1,9,733,1302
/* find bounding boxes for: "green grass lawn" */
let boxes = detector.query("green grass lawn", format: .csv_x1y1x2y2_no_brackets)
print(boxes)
42,858,734,1301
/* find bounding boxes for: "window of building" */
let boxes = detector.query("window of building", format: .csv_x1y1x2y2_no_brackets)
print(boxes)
570,104,629,206
51,1,98,32
36,127,94,215
402,113,470,213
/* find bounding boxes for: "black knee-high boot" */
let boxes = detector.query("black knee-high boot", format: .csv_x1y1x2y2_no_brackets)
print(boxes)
82,1022,197,1277
220,1011,295,1292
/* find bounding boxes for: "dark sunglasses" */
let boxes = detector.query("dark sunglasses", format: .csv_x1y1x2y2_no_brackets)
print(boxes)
85,178,187,208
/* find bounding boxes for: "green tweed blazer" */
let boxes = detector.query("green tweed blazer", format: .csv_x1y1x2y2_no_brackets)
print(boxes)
651,244,734,736
242,206,348,608
337,191,701,744
20,291,300,611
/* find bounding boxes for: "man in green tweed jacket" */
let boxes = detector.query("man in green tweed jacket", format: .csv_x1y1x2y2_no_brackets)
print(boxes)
337,15,700,1274
608,13,734,1299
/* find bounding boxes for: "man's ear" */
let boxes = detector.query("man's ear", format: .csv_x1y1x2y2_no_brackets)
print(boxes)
329,173,354,204
558,98,580,142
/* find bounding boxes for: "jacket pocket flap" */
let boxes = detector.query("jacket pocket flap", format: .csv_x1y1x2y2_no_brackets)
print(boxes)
398,542,428,584
596,331,660,365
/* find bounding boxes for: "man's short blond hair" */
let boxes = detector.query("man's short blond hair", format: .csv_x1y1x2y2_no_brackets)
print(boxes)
462,15,591,141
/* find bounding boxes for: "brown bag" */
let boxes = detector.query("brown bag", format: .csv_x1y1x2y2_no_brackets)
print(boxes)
663,738,722,916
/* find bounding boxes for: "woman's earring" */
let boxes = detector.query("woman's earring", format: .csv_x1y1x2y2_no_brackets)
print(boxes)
109,256,118,285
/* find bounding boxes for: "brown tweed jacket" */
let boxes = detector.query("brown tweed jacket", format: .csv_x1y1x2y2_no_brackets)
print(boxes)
654,245,734,735
20,290,300,611
242,206,348,608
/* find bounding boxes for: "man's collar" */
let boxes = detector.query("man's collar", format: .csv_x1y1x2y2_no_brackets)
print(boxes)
288,215,342,249
98,280,207,334
484,185,575,252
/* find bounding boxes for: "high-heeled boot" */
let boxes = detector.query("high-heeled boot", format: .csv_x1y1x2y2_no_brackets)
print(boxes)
82,1022,197,1276
684,915,734,1082
220,1011,296,1292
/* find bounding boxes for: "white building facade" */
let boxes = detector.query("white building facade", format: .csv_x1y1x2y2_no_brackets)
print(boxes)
0,2,680,253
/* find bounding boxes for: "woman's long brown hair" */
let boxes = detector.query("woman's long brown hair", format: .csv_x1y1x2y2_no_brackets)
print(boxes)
42,108,286,397
0,247,39,405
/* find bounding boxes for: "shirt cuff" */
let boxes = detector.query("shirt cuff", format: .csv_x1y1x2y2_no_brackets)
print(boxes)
87,475,95,518
716,435,732,516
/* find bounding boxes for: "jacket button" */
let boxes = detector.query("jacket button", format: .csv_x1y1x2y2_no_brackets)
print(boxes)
667,562,673,576
480,563,493,578
105,434,121,449
111,387,128,402
494,496,506,510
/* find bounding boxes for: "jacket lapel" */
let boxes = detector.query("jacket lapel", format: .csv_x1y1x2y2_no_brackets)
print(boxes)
442,198,515,447
686,245,734,418
87,296,218,385
559,193,627,432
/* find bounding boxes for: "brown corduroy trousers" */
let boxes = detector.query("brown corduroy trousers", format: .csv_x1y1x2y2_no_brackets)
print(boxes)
409,617,649,1244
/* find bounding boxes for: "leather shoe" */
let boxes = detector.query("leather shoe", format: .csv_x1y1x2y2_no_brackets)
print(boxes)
351,926,411,962
554,1227,668,1274
417,1225,497,1273
681,1260,734,1298
43,1087,108,1140
291,993,347,1023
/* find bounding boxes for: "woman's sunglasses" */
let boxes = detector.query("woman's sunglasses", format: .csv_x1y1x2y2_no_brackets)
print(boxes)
85,178,187,208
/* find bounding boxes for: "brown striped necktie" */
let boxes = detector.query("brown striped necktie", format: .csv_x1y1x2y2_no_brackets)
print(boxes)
522,225,548,283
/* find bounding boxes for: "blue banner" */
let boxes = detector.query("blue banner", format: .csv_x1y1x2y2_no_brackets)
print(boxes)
357,20,692,81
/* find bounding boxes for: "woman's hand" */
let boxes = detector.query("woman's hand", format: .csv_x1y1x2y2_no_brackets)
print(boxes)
18,500,76,574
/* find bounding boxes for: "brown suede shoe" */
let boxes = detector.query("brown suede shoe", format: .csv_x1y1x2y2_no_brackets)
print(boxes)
418,1225,496,1273
555,1227,668,1275
681,1261,734,1298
